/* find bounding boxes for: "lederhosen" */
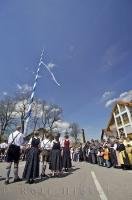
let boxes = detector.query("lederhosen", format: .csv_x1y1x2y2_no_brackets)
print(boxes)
6,133,21,163
41,140,51,162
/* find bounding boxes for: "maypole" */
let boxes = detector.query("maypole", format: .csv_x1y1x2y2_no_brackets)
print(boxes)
24,49,60,136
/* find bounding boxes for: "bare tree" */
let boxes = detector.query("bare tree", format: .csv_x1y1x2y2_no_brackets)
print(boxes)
30,99,42,132
40,100,49,130
14,92,31,133
47,104,63,131
0,96,16,136
70,122,80,143
39,102,63,138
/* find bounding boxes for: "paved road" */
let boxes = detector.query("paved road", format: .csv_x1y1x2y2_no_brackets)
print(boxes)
0,161,132,200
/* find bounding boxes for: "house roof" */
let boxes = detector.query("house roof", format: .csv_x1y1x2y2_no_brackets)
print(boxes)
106,114,115,131
101,129,114,140
117,101,132,107
106,101,132,130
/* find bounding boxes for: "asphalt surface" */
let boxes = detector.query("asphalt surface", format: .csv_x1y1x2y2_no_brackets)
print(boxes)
0,161,132,200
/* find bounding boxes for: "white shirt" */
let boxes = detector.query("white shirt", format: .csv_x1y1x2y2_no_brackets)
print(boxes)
8,130,24,147
0,142,8,149
70,148,74,153
41,138,52,150
28,137,33,145
59,137,64,147
113,143,117,150
97,151,101,156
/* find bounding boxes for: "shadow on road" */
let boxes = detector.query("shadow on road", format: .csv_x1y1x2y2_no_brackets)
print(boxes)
70,167,80,173
0,177,6,181
34,167,80,183
0,167,81,184
0,176,13,181
58,167,80,178
35,176,50,183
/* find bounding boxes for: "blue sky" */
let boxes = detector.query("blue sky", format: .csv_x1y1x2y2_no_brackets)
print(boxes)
0,0,132,139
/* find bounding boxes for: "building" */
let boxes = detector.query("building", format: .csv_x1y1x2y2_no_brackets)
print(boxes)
106,101,132,138
101,129,117,141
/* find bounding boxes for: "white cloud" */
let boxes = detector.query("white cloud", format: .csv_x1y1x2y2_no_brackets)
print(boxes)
105,98,117,107
47,62,56,69
3,91,7,96
53,121,70,134
50,107,60,113
12,99,29,117
102,91,114,101
17,84,22,90
120,92,128,98
15,100,28,110
105,90,132,107
17,84,32,93
14,100,42,118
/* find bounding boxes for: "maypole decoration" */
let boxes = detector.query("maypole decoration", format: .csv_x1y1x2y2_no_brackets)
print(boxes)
24,49,60,136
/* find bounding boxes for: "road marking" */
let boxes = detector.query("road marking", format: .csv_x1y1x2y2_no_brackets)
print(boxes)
91,171,108,200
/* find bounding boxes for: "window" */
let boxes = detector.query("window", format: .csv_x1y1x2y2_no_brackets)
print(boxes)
116,116,122,127
122,113,129,125
114,106,119,115
119,104,125,113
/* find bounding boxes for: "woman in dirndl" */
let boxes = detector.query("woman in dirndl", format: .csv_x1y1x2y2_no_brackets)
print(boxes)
23,131,40,184
62,135,72,172
49,133,62,177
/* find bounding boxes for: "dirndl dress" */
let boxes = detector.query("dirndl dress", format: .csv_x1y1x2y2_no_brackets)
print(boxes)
63,140,72,169
23,138,40,180
50,141,62,171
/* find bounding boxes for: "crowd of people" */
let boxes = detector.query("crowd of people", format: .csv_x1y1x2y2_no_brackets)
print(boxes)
0,126,72,185
71,138,132,170
0,126,132,185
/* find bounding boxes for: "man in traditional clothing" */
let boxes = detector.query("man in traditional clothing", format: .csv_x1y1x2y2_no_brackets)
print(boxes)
5,126,24,184
40,132,52,178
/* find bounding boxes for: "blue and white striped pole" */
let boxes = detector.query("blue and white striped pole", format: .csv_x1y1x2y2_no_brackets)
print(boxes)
24,49,60,136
